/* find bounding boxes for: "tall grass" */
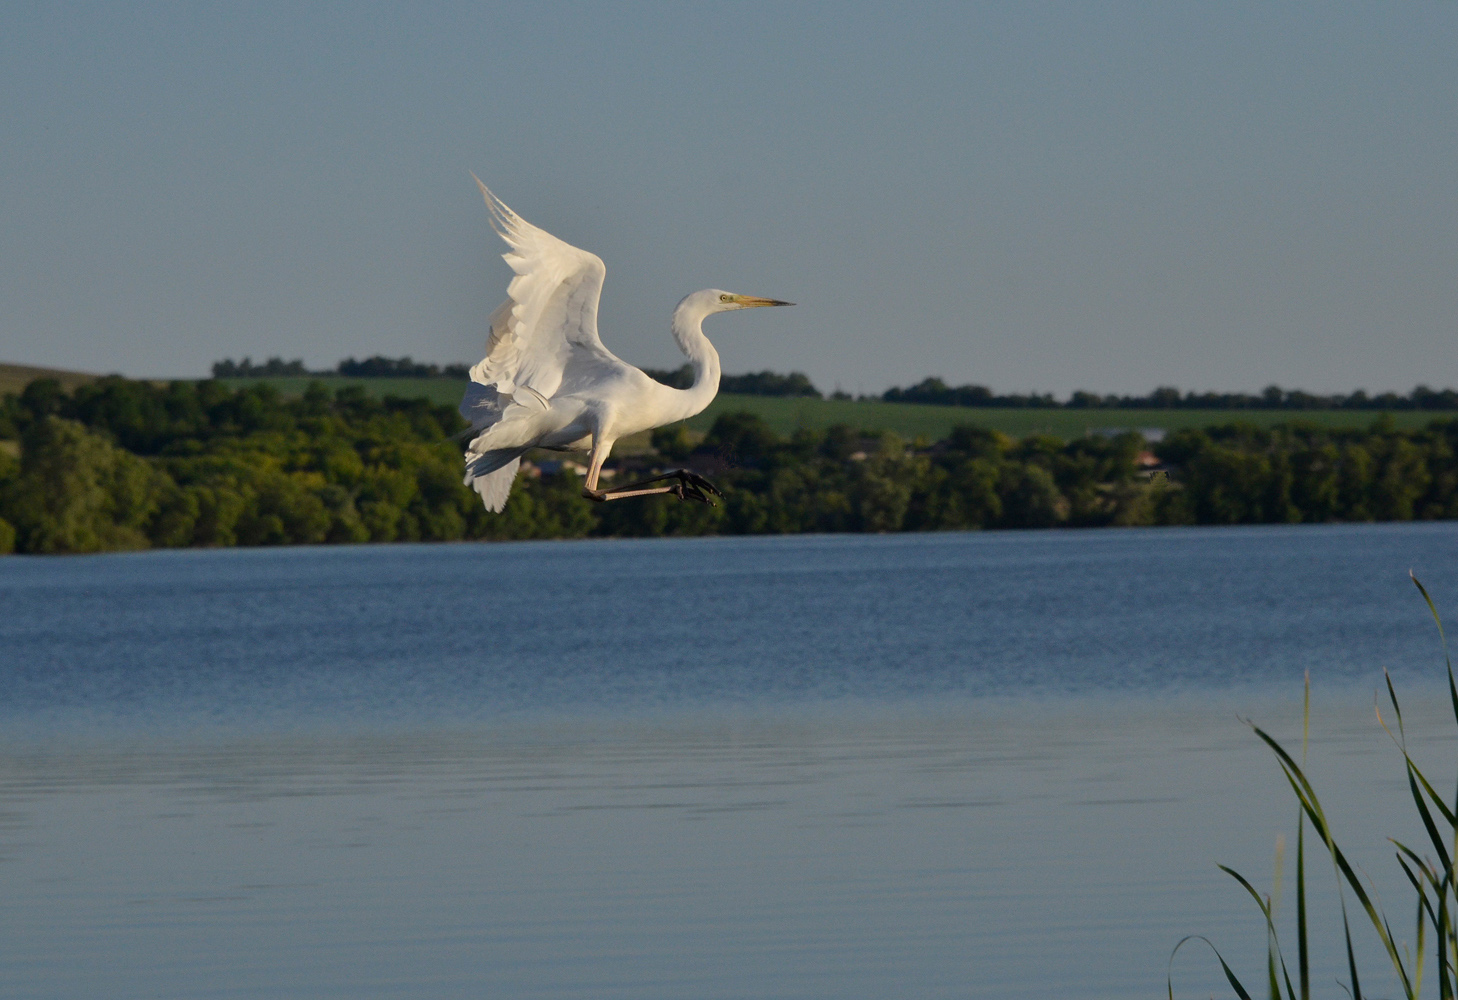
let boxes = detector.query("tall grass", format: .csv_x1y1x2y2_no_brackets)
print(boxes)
1171,573,1457,1000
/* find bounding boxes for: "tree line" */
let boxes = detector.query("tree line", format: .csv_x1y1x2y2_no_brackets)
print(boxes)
2,376,1457,554
882,377,1458,411
207,361,1458,411
213,356,826,397
212,355,473,379
641,365,822,397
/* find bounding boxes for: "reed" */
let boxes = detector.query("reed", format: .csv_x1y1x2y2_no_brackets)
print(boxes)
1171,572,1458,1000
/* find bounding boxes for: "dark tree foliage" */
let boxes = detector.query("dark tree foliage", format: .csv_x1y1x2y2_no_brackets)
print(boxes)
3,377,1458,554
599,413,1458,537
885,379,1458,411
213,356,471,379
643,366,822,397
719,371,821,397
211,357,312,377
336,356,470,379
642,365,695,390
883,378,1057,408
0,378,587,553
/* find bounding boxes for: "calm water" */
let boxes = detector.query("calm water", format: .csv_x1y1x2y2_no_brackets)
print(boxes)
3,523,1458,999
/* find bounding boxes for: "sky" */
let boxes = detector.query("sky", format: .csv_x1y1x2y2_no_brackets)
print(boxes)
2,3,1455,397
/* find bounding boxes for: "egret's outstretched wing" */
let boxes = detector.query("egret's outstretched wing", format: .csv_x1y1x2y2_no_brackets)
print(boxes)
467,177,612,406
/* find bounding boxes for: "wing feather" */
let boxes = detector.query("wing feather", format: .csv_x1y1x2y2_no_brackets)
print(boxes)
467,177,610,406
460,179,626,512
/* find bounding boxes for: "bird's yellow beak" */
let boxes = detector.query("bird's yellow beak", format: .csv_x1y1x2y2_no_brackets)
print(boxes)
733,295,795,308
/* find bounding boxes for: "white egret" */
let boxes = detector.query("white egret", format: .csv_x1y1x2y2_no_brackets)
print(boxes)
459,178,793,512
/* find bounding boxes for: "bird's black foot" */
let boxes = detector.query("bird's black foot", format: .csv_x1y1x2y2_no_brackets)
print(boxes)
582,468,724,505
668,469,723,506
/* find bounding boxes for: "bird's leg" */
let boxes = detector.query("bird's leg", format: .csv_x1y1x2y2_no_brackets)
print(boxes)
586,469,723,506
580,436,614,502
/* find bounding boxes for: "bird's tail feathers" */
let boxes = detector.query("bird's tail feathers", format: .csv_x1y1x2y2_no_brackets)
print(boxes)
463,447,528,513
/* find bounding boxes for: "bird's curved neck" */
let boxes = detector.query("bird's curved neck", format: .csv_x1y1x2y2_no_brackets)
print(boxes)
668,301,720,420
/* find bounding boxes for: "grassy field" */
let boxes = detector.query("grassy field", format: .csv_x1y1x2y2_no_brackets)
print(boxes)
689,396,1452,439
699,394,1165,438
211,377,1454,441
6,367,1452,442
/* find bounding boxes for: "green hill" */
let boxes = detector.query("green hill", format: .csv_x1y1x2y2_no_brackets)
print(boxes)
0,362,102,397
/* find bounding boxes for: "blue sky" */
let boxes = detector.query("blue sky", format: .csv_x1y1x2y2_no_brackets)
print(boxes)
3,3,1455,396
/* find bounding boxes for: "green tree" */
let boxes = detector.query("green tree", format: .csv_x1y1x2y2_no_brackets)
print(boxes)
3,417,170,553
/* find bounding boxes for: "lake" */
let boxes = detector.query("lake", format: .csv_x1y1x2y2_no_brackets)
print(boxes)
3,523,1458,999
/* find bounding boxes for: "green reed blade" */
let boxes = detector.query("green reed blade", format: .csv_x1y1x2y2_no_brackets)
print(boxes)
1182,587,1458,1000
1298,676,1310,1000
1415,895,1428,1000
1270,835,1293,1000
1394,840,1439,882
1387,670,1408,739
1278,943,1298,1000
1396,849,1445,979
1439,882,1456,1000
1412,572,1447,647
1394,844,1443,927
1221,951,1259,1000
1255,732,1336,853
1302,671,1310,768
1221,865,1273,918
1396,853,1423,893
1341,893,1365,1000
1270,931,1298,1000
1381,908,1407,979
1170,935,1257,1000
1215,863,1296,1000
1449,660,1458,751
1329,840,1415,996
1408,762,1455,869
1297,818,1309,1000
1408,752,1458,828
1376,672,1458,831
1278,767,1330,848
1253,724,1415,995
1410,572,1457,727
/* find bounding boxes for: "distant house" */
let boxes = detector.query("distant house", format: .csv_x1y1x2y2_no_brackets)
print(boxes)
1135,449,1174,483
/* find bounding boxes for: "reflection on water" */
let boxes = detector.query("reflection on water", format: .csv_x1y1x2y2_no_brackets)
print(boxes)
2,524,1457,998
3,697,1450,1000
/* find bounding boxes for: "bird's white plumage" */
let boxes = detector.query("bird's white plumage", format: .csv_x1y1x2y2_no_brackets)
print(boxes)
470,456,520,511
459,180,791,512
469,180,612,398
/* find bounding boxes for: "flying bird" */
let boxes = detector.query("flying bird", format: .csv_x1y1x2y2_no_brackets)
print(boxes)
459,178,793,512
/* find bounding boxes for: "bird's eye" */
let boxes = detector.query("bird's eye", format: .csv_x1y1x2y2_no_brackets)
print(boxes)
720,294,731,302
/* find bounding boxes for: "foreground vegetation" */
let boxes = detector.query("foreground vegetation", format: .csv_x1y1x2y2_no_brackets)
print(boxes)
2,376,1458,554
1173,577,1458,1000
